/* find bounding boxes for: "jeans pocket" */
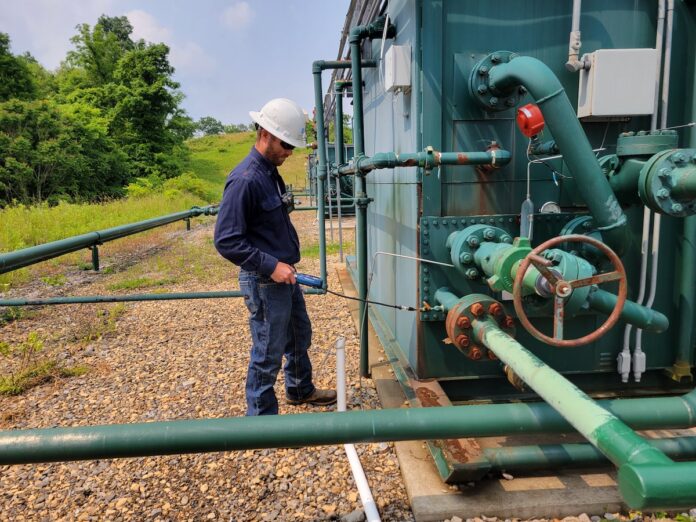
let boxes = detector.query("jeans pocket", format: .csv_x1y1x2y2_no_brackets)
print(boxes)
240,281,259,315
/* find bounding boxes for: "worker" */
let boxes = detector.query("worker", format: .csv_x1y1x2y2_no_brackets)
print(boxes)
214,97,337,416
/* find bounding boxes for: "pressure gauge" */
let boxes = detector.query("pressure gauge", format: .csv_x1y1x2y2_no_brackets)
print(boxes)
540,201,561,214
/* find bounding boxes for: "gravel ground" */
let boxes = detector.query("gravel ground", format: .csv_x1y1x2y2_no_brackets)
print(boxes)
0,211,414,521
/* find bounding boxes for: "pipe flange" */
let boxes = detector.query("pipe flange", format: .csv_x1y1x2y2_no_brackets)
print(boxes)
446,225,513,279
639,148,696,217
616,130,678,158
469,51,521,112
445,294,515,359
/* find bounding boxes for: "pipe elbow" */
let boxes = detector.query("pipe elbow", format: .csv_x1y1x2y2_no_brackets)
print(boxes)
489,56,563,102
312,61,326,74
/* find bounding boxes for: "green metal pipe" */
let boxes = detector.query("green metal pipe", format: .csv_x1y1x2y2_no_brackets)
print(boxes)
337,150,511,176
487,55,630,254
587,288,669,333
481,436,696,473
348,17,395,378
311,59,378,290
674,216,696,380
0,288,325,307
312,66,329,289
0,205,218,275
2,391,696,466
472,317,696,509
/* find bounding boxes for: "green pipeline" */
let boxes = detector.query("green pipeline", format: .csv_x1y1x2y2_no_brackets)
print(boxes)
0,288,325,307
337,149,511,176
348,16,394,378
481,436,696,473
2,389,696,466
472,317,696,509
486,55,629,254
0,205,218,275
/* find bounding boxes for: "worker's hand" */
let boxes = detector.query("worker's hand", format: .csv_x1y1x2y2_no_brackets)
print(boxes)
270,262,296,284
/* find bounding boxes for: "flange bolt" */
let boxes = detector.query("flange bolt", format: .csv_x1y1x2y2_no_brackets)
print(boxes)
488,303,503,316
455,334,470,347
467,236,480,247
456,316,471,329
504,316,515,328
471,303,485,317
672,203,684,213
483,228,496,240
500,235,513,244
465,268,479,279
477,84,488,95
478,66,489,76
657,188,670,199
460,252,473,264
469,346,483,360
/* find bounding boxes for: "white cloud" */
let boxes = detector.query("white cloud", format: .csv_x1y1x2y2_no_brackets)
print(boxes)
222,2,253,31
126,10,214,75
126,10,172,43
0,0,114,70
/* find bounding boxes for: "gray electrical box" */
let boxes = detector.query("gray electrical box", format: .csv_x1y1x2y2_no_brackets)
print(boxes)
384,44,411,92
577,48,658,119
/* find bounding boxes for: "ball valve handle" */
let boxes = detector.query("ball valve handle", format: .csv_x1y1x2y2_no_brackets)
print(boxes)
512,234,627,347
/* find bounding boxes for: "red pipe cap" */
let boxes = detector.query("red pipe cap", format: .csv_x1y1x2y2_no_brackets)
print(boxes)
516,103,545,137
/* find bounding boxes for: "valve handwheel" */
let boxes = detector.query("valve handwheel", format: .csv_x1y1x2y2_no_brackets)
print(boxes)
512,234,627,347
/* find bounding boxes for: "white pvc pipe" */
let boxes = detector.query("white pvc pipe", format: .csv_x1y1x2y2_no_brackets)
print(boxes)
336,337,381,522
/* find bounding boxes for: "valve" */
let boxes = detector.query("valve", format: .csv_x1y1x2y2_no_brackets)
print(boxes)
512,235,627,347
516,103,545,138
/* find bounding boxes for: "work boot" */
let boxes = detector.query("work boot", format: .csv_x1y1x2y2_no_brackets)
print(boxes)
287,388,337,406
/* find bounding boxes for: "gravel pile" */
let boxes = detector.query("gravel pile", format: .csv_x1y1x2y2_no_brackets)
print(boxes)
0,211,414,521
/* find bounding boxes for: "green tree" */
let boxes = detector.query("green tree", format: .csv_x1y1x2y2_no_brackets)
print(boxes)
197,116,225,135
0,33,35,101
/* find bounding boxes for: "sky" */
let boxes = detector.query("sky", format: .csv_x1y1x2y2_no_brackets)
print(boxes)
0,1,351,124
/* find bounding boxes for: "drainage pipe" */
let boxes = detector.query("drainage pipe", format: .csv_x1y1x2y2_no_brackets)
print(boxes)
485,56,629,254
349,16,396,378
0,205,219,275
472,316,696,509
336,338,381,522
0,288,326,307
312,60,378,290
2,390,696,465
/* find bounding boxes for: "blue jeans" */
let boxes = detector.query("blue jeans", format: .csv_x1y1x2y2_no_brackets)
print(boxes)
239,270,315,415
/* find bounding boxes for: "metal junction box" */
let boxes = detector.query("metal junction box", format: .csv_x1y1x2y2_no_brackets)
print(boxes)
578,48,658,118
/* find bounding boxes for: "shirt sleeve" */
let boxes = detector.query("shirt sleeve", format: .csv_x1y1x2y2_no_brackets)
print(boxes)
213,176,278,275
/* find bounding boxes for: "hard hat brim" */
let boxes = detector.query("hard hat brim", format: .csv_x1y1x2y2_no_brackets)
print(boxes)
249,110,306,148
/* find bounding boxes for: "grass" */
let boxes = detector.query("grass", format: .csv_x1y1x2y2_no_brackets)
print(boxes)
107,276,178,291
0,131,311,290
78,303,126,342
301,241,354,259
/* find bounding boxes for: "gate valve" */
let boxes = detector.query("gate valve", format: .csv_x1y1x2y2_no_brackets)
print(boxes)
512,235,627,347
516,103,545,138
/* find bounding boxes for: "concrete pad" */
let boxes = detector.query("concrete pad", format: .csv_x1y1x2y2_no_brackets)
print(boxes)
336,265,628,521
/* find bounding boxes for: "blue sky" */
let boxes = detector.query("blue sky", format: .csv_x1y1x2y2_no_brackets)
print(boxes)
0,1,350,124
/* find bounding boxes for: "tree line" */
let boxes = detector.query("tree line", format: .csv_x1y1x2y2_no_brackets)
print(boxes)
0,16,248,208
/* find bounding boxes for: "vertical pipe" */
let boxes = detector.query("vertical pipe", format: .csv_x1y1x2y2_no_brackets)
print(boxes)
350,34,370,378
336,337,381,522
312,66,329,287
675,217,696,378
335,85,346,263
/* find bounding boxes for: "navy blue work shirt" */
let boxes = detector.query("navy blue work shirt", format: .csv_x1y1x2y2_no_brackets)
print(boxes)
214,147,300,276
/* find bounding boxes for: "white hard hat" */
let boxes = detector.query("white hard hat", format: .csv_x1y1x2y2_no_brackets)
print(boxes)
249,98,307,148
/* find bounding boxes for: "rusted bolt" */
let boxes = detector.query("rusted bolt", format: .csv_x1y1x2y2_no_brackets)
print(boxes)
456,316,471,329
488,303,503,316
469,346,483,360
504,316,515,328
455,334,470,347
487,350,498,360
471,303,484,317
